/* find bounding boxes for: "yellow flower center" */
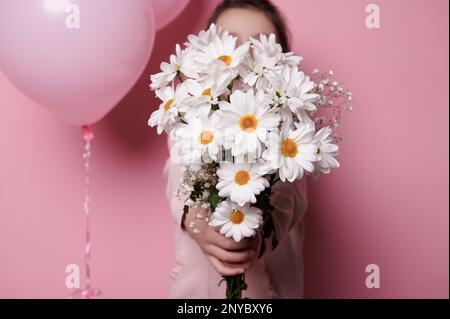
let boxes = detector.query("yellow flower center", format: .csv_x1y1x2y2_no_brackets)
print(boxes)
234,170,250,185
280,138,298,158
239,115,258,132
202,88,212,97
218,55,232,66
163,99,174,112
199,130,214,145
229,209,245,224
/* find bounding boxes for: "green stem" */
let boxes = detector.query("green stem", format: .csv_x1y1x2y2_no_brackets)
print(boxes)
223,274,247,299
176,71,184,82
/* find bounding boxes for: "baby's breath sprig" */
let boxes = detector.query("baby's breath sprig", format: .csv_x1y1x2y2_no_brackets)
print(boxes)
311,69,355,144
178,163,219,233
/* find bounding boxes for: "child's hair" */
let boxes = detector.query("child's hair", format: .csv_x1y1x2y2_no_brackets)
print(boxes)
208,0,291,52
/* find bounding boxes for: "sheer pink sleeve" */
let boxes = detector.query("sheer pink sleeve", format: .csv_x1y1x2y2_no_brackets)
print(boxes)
163,138,188,228
259,177,309,256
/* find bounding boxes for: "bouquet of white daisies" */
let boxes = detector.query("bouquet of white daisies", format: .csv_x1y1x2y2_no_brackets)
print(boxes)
148,24,353,299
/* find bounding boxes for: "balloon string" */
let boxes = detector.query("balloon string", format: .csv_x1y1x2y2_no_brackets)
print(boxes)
69,125,101,299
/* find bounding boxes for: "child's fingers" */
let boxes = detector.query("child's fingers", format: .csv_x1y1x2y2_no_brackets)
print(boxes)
208,230,257,251
206,244,256,264
207,255,244,276
223,261,254,271
234,237,258,251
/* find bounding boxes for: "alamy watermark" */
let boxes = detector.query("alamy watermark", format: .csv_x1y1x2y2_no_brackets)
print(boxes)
42,0,80,29
365,4,381,29
365,264,381,289
65,264,81,289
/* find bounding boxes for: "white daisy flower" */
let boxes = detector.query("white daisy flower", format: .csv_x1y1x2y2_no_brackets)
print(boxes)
279,51,303,66
250,33,282,61
271,66,319,116
150,44,182,90
313,126,340,174
186,23,226,51
216,162,269,206
174,114,222,164
240,46,278,90
196,32,249,72
250,33,303,66
198,59,238,87
263,122,318,182
148,84,189,135
150,44,199,90
218,90,280,157
180,75,231,121
238,34,286,90
184,24,235,77
209,199,263,242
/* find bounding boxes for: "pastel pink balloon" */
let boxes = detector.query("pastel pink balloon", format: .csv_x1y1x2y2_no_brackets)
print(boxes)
152,0,190,31
0,0,155,125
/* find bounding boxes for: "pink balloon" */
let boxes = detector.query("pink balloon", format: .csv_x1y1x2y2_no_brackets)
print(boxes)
0,0,155,125
153,0,190,31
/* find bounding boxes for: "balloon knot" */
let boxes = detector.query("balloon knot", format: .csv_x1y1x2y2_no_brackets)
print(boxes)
82,125,94,141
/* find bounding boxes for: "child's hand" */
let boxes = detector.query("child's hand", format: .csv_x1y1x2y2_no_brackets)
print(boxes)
184,207,259,276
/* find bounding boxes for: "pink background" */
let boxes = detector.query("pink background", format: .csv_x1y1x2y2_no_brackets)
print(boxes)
0,0,448,298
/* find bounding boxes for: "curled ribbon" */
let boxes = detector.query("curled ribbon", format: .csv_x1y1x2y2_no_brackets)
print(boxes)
69,125,101,299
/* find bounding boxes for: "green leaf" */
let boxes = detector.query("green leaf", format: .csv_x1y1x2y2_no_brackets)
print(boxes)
222,274,247,299
254,185,278,250
208,187,222,211
182,205,189,228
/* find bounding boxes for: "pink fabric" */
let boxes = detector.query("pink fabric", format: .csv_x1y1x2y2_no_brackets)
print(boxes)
0,0,447,300
164,150,308,299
